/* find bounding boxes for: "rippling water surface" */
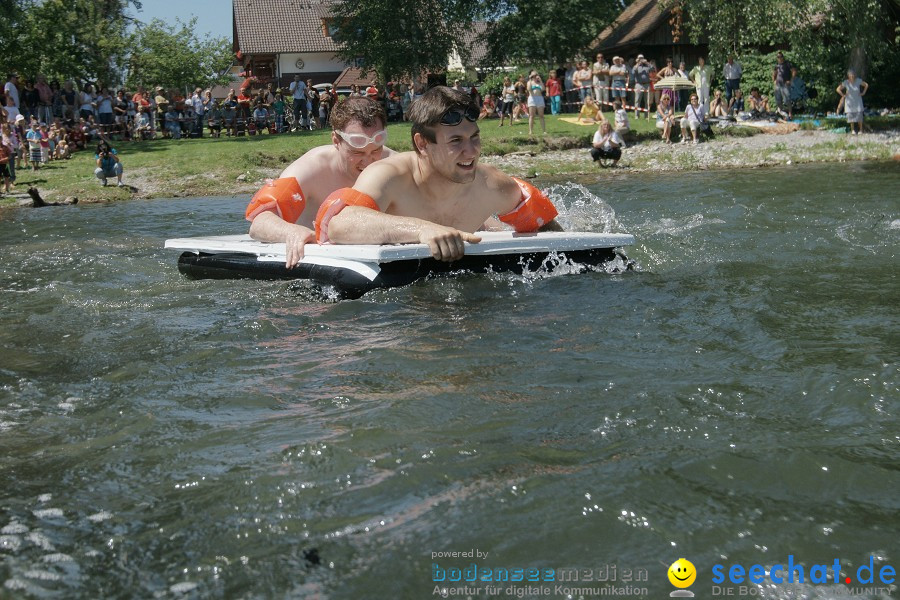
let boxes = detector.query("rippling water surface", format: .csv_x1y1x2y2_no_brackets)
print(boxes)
0,162,897,599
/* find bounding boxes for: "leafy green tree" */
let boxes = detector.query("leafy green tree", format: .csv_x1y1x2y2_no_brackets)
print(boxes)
481,0,621,67
125,18,233,91
1,0,140,85
673,0,900,106
330,0,483,84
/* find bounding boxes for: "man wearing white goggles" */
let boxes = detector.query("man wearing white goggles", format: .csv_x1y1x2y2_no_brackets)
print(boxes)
246,97,395,268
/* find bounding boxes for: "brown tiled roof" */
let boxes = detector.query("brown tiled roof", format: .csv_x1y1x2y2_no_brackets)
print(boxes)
333,67,378,89
457,22,489,66
233,0,342,54
590,0,672,51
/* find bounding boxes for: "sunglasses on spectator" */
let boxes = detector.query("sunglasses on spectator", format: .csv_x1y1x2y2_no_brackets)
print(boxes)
440,104,480,126
336,129,387,148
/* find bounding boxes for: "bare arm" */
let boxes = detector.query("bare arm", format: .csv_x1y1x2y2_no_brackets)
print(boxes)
326,161,481,261
248,211,315,269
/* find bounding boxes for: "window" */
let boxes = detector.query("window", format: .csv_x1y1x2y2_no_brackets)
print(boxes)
322,19,339,38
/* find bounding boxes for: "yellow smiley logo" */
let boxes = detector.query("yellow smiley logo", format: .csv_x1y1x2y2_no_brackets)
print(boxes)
668,558,697,588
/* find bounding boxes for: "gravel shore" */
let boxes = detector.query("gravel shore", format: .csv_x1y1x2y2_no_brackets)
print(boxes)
481,129,900,179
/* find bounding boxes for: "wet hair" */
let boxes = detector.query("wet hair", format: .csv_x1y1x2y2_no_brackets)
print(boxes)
329,97,386,132
408,86,477,150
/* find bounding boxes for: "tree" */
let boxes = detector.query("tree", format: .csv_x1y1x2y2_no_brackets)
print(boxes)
674,0,900,106
125,18,233,91
481,0,621,67
330,0,484,85
1,0,141,85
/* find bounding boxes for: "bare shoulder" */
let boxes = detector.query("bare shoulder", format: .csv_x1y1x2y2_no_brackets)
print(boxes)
279,144,338,182
478,164,521,197
354,152,417,199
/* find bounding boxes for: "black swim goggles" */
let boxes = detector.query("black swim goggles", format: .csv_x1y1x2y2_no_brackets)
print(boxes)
440,104,480,126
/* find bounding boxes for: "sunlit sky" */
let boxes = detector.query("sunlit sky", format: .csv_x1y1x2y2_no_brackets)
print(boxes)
132,0,233,40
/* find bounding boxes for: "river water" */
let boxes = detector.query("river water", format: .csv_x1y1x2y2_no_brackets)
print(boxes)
0,162,897,599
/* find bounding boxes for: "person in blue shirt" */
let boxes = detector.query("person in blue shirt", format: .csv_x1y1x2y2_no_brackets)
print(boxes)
94,141,124,187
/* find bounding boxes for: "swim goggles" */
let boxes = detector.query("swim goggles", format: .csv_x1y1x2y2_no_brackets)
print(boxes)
440,104,480,126
335,129,387,148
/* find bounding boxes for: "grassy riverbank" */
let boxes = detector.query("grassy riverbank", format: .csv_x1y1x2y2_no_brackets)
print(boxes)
2,113,897,206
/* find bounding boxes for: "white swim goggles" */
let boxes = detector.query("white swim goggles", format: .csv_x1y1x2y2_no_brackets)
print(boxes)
335,129,387,148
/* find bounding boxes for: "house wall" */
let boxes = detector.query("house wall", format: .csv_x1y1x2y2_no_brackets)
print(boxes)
278,53,347,77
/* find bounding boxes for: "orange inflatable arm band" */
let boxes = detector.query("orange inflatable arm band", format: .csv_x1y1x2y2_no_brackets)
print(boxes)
498,177,558,232
314,187,379,244
244,178,306,224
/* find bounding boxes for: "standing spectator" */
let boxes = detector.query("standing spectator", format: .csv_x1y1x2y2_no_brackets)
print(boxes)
563,62,576,112
154,86,169,134
609,57,628,106
96,87,114,131
25,121,42,170
836,69,868,135
574,61,593,104
656,93,675,143
723,55,742,102
499,76,515,126
680,92,707,144
35,75,53,124
0,128,12,194
788,66,807,117
547,71,562,115
79,83,96,120
592,53,610,109
349,84,362,98
772,51,792,116
191,88,206,137
318,86,332,126
38,123,50,163
272,90,286,133
21,79,39,121
526,71,546,136
61,81,78,121
4,73,20,110
307,80,320,129
689,57,713,109
513,74,527,122
113,89,129,138
631,54,652,118
676,60,689,110
656,57,678,108
4,95,21,125
590,120,623,166
1,120,19,185
289,75,308,130
49,79,63,120
649,59,660,111
223,89,238,136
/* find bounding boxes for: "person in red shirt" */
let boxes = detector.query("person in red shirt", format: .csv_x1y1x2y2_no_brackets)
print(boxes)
547,72,562,115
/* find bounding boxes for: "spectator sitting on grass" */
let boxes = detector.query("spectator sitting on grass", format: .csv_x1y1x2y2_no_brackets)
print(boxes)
613,100,630,136
728,88,745,116
164,106,181,139
479,93,497,120
134,105,152,139
252,102,269,133
680,92,708,144
94,141,124,187
578,96,603,124
748,87,769,115
709,89,728,118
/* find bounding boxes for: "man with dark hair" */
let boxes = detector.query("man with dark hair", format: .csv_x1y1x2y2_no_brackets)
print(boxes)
773,52,793,115
314,86,562,262
246,97,394,267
